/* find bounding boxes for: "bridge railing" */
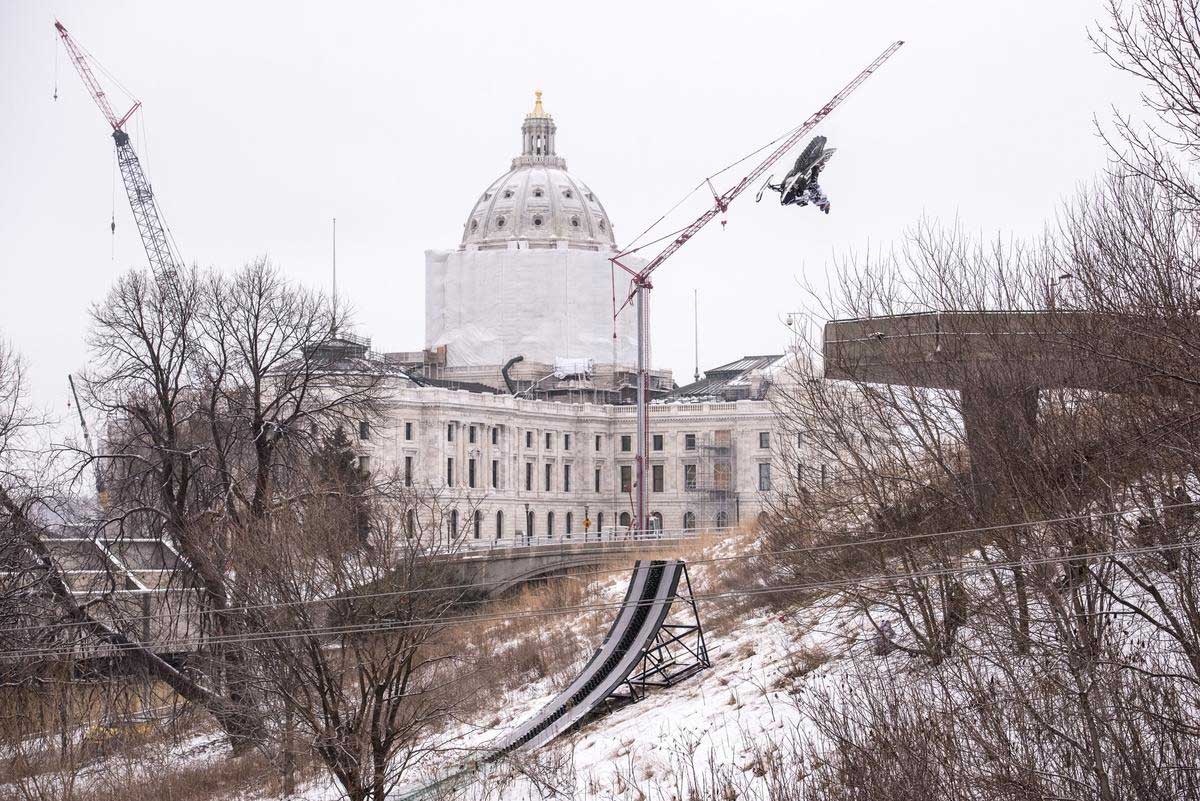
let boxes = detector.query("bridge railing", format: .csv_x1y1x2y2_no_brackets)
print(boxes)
454,526,735,554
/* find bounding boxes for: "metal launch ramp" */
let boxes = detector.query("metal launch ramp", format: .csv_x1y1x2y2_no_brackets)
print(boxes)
395,559,708,800
489,558,709,758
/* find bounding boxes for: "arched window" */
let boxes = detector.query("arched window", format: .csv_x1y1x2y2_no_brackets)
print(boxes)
405,509,415,537
449,509,459,537
619,511,632,529
566,512,573,536
683,511,696,531
715,510,728,529
597,511,604,535
526,510,535,539
547,512,555,537
473,510,482,539
649,512,663,533
495,510,504,539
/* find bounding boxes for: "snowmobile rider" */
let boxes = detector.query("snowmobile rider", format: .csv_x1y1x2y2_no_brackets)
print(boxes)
756,135,834,214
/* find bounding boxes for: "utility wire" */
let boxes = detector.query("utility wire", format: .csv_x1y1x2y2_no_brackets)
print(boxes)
7,502,1193,639
4,536,1195,661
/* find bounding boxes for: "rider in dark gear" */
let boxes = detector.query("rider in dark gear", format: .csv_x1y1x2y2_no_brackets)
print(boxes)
757,135,834,214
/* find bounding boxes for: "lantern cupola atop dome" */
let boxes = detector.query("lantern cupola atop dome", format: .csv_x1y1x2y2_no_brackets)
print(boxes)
517,89,565,168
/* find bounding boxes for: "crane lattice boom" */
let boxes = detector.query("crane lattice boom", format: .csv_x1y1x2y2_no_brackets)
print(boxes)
54,20,179,274
615,40,905,298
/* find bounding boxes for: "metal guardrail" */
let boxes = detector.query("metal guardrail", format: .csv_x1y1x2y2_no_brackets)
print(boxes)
453,526,733,555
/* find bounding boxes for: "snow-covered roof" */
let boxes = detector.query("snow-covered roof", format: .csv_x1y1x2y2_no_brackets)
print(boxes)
670,354,785,402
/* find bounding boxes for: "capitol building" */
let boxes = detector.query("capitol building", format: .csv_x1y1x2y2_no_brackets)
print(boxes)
347,93,793,538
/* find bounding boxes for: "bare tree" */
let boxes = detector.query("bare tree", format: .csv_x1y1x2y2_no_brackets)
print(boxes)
237,441,470,801
25,258,394,752
765,223,1060,658
751,3,1200,797
1093,0,1200,208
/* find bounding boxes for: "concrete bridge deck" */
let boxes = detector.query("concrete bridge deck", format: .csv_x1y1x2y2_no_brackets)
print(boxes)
435,528,720,598
822,309,1177,394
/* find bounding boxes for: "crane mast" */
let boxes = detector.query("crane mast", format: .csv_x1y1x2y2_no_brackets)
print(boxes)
68,374,107,508
54,20,180,274
612,41,905,534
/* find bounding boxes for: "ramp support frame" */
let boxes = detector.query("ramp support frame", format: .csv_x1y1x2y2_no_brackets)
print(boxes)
613,563,709,702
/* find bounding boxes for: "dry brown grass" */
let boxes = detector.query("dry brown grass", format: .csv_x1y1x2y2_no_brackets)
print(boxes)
73,747,288,801
775,644,831,688
429,532,754,726
3,529,766,800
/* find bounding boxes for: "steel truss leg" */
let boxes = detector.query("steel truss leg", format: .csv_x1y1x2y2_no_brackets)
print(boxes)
616,563,710,701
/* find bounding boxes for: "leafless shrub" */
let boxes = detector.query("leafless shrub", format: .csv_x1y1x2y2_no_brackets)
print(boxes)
1093,0,1200,209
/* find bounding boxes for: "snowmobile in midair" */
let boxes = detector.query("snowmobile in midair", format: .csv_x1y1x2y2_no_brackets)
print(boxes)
756,135,835,214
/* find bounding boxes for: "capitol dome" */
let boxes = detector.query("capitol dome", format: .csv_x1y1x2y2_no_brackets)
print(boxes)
427,92,640,374
461,91,616,249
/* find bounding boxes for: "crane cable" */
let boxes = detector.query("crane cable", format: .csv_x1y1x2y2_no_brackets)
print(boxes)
111,149,117,259
616,117,808,259
52,29,59,101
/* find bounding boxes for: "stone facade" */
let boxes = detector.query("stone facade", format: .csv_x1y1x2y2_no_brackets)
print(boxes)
357,384,785,539
357,94,798,536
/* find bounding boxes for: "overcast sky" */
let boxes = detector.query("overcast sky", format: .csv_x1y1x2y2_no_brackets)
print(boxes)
2,0,1145,419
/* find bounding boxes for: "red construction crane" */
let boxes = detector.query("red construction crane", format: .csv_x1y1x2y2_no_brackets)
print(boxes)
54,20,180,274
611,41,905,533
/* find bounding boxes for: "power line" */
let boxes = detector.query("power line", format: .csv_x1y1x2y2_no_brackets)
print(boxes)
4,537,1195,661
7,502,1193,639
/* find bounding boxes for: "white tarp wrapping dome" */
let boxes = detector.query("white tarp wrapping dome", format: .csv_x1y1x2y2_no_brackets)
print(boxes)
422,92,642,372
425,245,640,369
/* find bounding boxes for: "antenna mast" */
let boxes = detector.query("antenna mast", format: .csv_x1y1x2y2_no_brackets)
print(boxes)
693,289,700,383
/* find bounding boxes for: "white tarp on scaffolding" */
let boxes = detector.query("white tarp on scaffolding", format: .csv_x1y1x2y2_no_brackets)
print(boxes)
425,243,641,369
553,357,594,379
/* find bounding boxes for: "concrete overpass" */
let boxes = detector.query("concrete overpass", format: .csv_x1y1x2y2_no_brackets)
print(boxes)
821,310,1182,514
822,310,1175,393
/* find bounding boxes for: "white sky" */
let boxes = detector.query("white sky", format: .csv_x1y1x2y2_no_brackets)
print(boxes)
2,0,1145,418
